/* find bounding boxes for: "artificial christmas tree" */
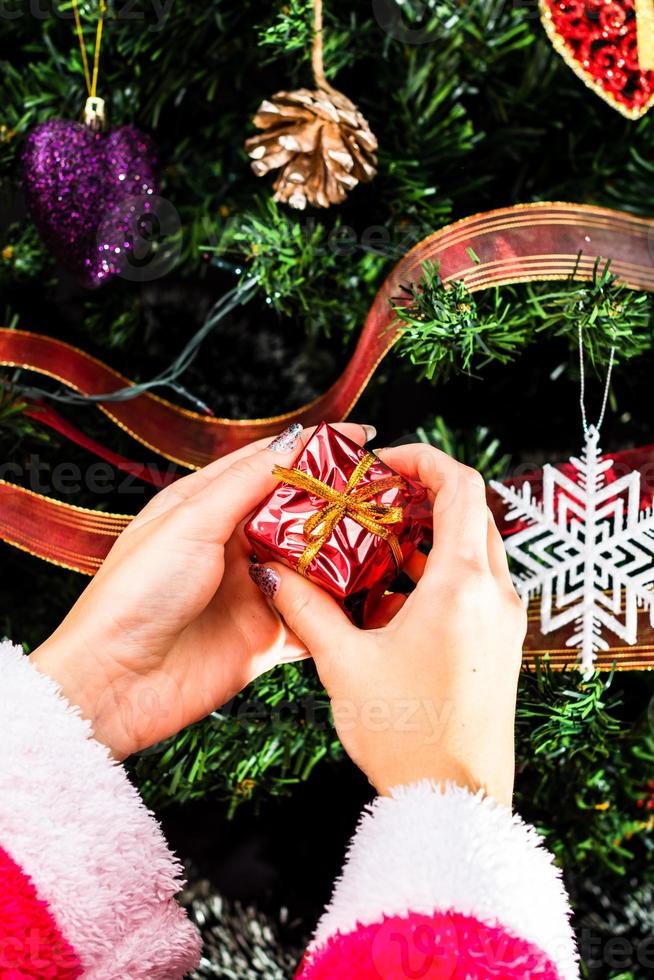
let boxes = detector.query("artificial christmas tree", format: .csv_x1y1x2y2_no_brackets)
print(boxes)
2,2,654,977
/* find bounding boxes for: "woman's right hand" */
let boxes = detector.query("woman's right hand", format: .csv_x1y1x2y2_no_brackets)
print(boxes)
248,444,526,809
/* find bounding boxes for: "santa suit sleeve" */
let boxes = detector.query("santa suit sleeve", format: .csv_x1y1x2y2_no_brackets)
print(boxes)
0,639,201,979
296,780,579,979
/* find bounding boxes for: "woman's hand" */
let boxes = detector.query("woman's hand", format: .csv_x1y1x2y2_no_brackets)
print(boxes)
30,423,373,761
249,444,526,809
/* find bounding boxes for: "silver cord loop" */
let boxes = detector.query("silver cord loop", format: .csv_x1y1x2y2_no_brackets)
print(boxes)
578,321,616,436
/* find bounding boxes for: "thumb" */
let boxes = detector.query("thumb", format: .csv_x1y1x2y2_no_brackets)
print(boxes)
248,561,355,666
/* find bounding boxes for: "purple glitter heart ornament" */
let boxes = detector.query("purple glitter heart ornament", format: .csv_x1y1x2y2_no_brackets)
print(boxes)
22,119,160,288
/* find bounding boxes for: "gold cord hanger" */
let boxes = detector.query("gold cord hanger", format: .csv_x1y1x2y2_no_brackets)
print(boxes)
71,0,107,130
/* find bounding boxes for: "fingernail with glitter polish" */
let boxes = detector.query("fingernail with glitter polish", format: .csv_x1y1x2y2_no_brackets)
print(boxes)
249,563,281,599
268,422,303,452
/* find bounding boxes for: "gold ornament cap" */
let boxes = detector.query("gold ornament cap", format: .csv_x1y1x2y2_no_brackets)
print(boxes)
83,96,106,132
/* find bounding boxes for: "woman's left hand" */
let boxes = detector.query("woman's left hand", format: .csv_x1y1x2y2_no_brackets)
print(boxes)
30,423,372,760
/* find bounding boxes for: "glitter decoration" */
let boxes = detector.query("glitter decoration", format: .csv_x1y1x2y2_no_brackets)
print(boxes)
249,563,281,599
22,119,159,287
268,423,304,453
539,0,654,118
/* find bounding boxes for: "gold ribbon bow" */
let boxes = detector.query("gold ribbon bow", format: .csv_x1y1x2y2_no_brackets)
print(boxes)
637,0,654,71
272,451,405,576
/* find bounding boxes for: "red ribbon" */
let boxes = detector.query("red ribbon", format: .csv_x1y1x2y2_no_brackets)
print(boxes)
3,202,654,668
4,203,654,470
24,402,176,487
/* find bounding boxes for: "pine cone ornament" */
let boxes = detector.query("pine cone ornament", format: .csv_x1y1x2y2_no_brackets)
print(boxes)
245,87,377,209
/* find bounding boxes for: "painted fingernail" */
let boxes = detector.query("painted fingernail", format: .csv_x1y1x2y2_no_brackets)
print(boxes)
268,422,303,452
356,423,377,443
249,563,280,599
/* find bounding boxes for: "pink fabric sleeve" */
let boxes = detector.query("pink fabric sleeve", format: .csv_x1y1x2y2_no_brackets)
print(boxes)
298,781,579,980
297,910,563,978
0,843,83,978
0,639,201,980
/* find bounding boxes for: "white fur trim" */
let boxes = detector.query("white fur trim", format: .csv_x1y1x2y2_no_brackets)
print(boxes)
310,780,579,980
0,640,201,979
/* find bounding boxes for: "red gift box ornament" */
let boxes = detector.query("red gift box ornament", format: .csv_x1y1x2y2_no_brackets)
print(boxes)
271,453,405,576
245,423,425,604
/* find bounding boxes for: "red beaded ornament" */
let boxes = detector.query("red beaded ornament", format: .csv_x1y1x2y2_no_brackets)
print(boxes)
540,0,654,118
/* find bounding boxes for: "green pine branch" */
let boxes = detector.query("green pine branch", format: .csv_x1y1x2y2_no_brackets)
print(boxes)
133,662,340,817
417,413,511,481
392,259,532,380
516,663,654,876
393,259,654,382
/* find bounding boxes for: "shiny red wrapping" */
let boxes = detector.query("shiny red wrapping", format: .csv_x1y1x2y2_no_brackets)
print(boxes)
245,423,426,604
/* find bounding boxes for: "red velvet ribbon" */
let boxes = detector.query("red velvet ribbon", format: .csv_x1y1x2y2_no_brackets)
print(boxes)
3,202,654,668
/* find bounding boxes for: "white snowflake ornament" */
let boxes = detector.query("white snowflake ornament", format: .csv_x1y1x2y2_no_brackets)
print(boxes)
490,426,654,677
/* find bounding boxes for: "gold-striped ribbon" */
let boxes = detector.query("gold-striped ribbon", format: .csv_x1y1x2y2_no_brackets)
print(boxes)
637,0,654,71
272,452,405,576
